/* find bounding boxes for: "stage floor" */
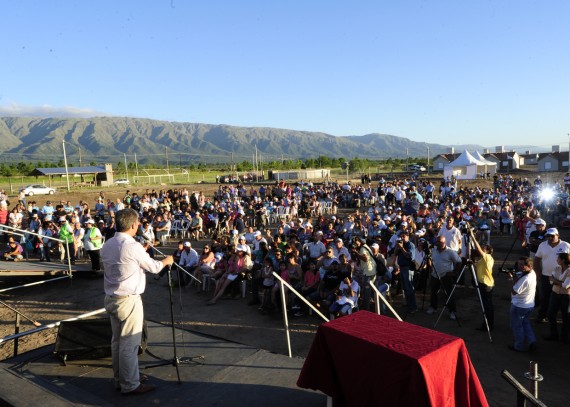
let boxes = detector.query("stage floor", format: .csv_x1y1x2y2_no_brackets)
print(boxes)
0,321,325,407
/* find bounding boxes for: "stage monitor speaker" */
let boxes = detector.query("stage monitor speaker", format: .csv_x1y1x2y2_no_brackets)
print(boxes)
54,317,112,361
54,318,148,362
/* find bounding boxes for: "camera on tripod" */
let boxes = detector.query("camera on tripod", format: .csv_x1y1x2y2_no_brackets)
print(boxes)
498,266,517,277
458,221,471,234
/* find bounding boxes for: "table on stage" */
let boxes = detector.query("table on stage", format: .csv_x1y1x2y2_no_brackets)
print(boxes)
297,311,488,407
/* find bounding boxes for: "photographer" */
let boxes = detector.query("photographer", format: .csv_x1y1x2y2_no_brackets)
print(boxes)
508,257,537,352
393,231,417,313
426,236,462,320
351,237,377,311
469,228,495,330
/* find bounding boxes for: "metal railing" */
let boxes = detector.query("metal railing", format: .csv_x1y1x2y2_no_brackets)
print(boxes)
272,272,401,358
501,361,547,407
0,224,72,276
0,308,107,344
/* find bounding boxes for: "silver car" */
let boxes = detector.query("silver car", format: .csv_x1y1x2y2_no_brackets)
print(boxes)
20,184,56,196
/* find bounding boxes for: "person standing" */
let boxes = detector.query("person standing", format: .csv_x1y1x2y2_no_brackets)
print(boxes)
470,228,495,330
509,257,537,352
393,231,417,313
83,219,103,272
426,236,462,320
533,228,570,323
57,216,75,264
101,208,173,395
544,253,570,342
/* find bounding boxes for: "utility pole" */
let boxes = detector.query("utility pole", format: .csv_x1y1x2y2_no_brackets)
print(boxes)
62,141,71,192
165,147,169,173
135,153,139,178
427,146,430,174
124,153,129,180
78,146,82,167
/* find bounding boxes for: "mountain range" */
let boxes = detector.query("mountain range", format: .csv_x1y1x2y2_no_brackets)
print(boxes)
0,116,533,165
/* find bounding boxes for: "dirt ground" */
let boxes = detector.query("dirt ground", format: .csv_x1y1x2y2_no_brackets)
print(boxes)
1,178,569,406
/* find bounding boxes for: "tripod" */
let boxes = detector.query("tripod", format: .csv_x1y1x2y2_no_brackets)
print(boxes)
144,265,204,380
419,251,451,313
434,235,493,343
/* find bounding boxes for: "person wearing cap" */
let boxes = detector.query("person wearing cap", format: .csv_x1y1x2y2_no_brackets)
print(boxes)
544,252,570,342
57,216,75,264
533,228,570,323
371,243,391,310
427,235,462,319
102,208,174,395
499,204,515,236
83,219,103,272
252,230,267,252
179,241,199,287
72,221,85,260
305,231,327,264
393,231,418,313
351,236,377,311
332,238,351,262
527,219,547,260
41,200,55,221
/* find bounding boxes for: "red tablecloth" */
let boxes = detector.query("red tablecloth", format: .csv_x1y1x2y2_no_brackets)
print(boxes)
297,311,488,407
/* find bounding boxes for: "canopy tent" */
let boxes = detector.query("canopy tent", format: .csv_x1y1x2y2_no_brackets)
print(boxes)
443,150,495,180
471,151,498,177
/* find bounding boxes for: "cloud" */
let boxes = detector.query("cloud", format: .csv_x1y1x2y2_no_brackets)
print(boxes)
0,103,109,118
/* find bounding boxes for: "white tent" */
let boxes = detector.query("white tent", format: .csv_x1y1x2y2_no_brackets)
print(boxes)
471,151,498,177
443,150,490,180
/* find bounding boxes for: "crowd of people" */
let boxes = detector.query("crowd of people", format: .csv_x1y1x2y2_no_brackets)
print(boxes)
2,173,570,353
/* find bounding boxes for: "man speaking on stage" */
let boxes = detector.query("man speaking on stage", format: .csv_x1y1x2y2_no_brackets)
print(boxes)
101,208,174,395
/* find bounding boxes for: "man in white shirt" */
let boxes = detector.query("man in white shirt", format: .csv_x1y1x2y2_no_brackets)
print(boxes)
179,241,199,286
533,228,570,322
509,256,537,352
438,217,462,254
102,208,173,395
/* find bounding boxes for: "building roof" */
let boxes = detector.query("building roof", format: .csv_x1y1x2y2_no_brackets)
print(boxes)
537,151,570,162
433,153,460,163
31,166,107,176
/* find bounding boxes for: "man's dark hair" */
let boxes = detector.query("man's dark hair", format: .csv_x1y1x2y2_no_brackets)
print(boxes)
116,208,139,233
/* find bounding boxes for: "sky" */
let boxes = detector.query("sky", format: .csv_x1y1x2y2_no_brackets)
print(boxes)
1,1,569,149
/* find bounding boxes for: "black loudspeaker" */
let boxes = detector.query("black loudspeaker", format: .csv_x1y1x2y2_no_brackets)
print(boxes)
54,318,112,362
54,318,148,363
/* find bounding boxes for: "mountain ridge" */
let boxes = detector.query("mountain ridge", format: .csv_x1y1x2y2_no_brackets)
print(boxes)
0,116,525,164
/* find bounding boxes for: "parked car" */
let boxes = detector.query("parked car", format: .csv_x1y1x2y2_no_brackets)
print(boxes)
20,184,56,196
408,164,426,172
114,178,130,185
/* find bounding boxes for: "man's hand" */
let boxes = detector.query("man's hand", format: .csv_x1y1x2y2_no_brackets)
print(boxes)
163,255,175,266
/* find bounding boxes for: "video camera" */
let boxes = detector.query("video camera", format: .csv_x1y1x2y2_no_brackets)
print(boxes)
498,266,518,278
458,221,471,235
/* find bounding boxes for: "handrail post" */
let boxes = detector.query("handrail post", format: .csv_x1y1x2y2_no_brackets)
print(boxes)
279,280,292,358
369,281,403,321
14,314,20,357
524,361,543,400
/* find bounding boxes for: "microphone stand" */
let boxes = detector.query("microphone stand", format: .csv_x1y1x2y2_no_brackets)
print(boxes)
144,265,204,380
